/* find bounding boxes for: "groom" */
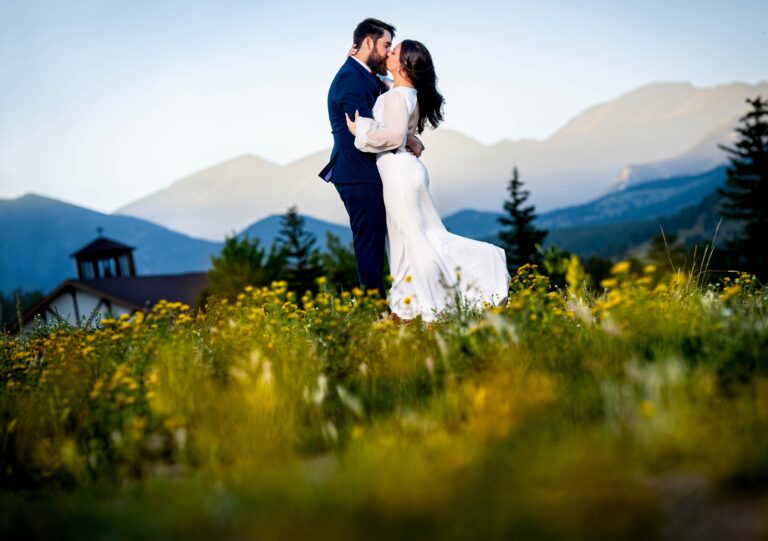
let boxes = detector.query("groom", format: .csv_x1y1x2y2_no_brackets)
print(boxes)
319,18,423,294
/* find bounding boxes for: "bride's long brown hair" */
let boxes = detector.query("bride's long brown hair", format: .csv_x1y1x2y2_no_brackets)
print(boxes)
399,40,445,134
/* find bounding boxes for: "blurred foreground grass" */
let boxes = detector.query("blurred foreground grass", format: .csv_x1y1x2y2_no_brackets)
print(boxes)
2,262,767,540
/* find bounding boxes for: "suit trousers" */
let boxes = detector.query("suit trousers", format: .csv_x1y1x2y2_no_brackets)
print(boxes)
334,182,386,294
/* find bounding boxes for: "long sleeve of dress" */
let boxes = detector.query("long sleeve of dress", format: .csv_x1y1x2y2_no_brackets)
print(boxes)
354,90,410,153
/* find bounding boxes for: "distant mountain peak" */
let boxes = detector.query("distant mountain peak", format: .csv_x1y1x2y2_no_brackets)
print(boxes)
110,79,766,240
622,81,695,94
3,192,90,210
230,153,277,165
198,153,279,173
11,192,52,202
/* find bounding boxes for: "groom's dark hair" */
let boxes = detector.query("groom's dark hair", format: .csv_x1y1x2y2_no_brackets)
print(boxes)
353,18,396,48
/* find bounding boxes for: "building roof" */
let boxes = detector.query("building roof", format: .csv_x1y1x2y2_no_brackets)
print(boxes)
16,272,210,330
77,273,209,308
70,237,135,258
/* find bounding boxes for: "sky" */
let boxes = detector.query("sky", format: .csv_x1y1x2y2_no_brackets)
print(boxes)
1,0,766,213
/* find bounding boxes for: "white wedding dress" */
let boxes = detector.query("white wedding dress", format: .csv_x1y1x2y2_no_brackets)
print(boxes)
355,85,510,322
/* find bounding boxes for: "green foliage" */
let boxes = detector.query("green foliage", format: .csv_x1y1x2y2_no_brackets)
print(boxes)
274,205,324,294
498,166,548,272
717,96,768,278
0,289,44,331
539,245,571,289
1,264,767,539
647,230,691,274
203,206,342,303
319,232,358,293
583,254,614,288
202,234,284,302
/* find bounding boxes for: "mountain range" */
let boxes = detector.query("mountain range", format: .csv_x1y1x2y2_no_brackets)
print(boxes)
443,166,728,239
545,190,737,260
2,163,731,293
0,194,222,293
238,214,352,248
0,195,354,293
5,79,760,294
114,80,767,240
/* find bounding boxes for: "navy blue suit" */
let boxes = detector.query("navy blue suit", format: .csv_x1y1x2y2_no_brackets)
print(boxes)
319,57,390,293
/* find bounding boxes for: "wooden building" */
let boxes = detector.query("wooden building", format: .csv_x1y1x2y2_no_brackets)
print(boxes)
15,236,208,332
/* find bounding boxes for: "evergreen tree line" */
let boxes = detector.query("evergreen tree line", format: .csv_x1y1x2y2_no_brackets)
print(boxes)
200,206,360,302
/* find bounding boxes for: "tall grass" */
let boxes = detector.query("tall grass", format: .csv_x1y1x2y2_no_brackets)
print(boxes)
1,263,766,540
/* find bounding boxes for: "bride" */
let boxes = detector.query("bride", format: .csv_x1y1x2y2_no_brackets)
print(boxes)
346,39,510,322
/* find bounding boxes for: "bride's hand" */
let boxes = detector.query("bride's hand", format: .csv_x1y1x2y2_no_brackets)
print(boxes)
405,134,424,157
345,110,359,136
347,44,358,57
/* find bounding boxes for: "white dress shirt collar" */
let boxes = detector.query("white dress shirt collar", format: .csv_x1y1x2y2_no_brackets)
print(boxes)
350,55,373,74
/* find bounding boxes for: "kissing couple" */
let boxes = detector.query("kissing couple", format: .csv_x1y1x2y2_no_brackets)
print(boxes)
319,18,510,323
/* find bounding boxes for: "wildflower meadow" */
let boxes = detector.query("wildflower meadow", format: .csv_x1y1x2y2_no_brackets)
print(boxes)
1,260,767,539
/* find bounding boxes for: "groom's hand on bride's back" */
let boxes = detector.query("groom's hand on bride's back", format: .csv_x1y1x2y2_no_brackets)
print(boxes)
406,134,424,157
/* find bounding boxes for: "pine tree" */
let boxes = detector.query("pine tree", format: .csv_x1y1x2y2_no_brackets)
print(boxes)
275,206,324,293
497,166,548,272
716,96,768,277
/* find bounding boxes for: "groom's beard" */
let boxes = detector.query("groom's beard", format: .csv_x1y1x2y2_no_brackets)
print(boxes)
366,50,388,76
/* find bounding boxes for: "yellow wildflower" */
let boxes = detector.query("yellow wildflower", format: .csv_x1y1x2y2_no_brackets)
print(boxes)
610,261,631,275
639,400,656,418
721,285,741,303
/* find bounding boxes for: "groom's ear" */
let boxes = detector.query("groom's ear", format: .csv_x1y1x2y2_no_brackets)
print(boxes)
363,36,374,51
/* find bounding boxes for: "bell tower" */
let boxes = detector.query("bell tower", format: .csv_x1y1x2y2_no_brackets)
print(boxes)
71,229,136,280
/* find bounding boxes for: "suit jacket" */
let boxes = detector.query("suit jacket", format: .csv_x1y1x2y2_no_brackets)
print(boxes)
319,57,389,184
